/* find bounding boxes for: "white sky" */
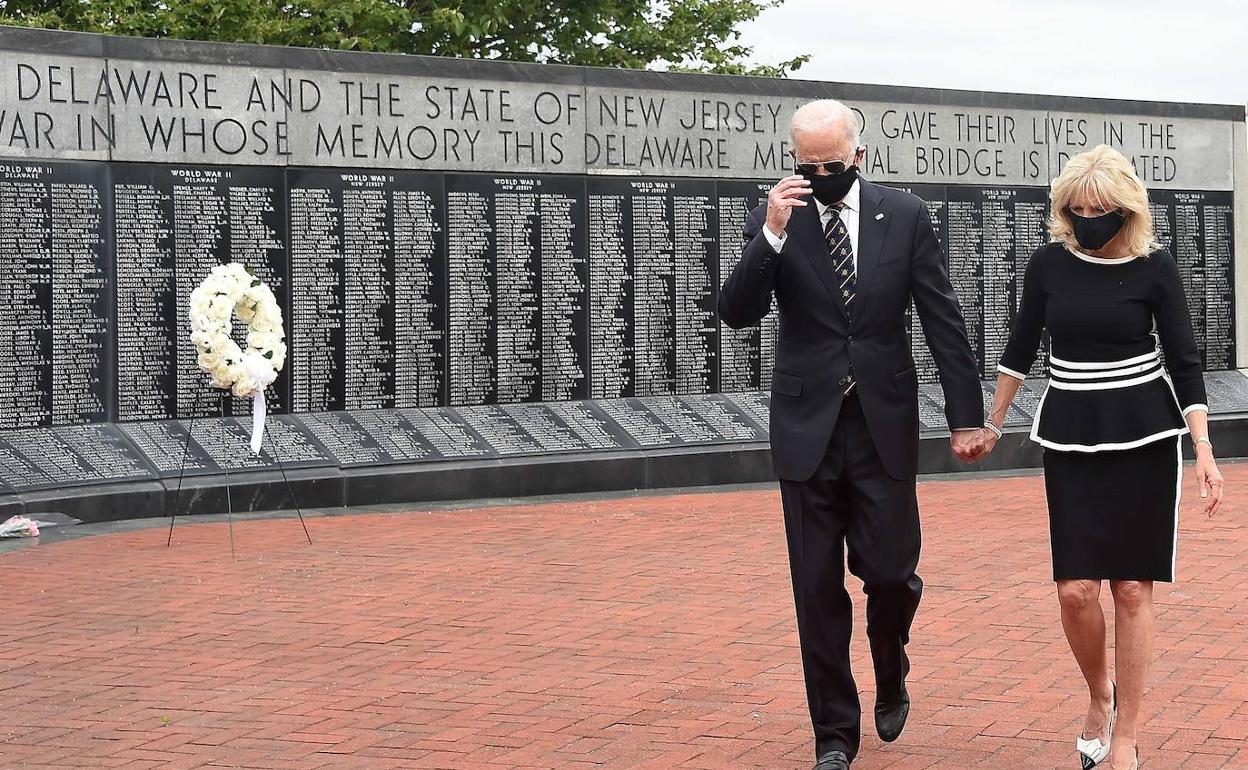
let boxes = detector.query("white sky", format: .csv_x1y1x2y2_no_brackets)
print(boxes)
738,0,1248,107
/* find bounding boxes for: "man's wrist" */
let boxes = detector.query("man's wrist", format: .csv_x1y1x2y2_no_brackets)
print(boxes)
762,223,786,253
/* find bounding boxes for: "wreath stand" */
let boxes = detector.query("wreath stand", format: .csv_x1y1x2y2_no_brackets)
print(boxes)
165,385,312,557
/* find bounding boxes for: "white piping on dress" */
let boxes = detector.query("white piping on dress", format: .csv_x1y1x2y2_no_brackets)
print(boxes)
1072,250,1140,265
1029,426,1189,453
1029,385,1050,444
1158,368,1205,422
1171,437,1182,582
1048,359,1161,380
1047,368,1165,391
1049,349,1159,370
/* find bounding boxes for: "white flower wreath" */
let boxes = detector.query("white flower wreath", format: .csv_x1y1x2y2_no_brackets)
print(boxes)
188,262,287,452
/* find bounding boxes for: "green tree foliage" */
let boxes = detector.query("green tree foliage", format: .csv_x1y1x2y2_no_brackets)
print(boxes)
0,0,808,77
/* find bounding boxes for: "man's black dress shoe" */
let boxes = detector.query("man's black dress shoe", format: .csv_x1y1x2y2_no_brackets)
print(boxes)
813,749,849,769
874,683,910,742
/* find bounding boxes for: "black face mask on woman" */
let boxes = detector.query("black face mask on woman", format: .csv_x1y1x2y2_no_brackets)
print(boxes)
1068,209,1126,251
801,166,860,207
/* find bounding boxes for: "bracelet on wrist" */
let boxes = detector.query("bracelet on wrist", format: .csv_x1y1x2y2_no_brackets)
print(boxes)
983,421,1003,439
1194,435,1213,451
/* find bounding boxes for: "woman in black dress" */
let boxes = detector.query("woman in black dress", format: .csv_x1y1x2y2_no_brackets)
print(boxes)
979,145,1225,770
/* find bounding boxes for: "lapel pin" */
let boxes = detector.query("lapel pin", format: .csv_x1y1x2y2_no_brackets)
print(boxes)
875,213,885,220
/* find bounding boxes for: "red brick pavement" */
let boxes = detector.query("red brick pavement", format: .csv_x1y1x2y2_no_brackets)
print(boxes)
0,464,1245,769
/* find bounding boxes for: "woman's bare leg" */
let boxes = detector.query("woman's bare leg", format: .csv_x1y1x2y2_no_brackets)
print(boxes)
1107,580,1153,769
1057,579,1114,745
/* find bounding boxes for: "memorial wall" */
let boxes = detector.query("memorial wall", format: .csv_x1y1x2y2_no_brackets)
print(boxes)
0,26,1244,507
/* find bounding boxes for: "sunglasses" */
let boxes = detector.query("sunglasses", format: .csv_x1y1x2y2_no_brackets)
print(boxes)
793,159,852,176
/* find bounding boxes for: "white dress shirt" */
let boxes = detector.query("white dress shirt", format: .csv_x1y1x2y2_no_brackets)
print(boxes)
762,178,861,266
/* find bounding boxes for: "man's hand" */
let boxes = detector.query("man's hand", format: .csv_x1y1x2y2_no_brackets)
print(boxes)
765,175,811,237
950,428,989,462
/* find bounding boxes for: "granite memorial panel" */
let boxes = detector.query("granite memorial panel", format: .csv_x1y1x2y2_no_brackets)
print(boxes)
297,408,494,466
287,167,447,412
0,424,154,491
112,163,288,420
716,180,779,392
119,414,334,477
587,176,718,398
445,173,588,406
0,160,110,428
1149,189,1236,369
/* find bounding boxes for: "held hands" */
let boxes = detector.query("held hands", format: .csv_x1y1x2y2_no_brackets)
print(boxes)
979,427,999,457
1194,446,1225,516
951,428,995,462
765,175,811,236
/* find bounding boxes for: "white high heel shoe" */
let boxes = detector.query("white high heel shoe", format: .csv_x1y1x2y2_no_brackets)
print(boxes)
1077,682,1117,769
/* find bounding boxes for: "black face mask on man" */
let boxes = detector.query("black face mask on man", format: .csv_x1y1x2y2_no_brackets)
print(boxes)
1068,209,1126,251
802,166,860,207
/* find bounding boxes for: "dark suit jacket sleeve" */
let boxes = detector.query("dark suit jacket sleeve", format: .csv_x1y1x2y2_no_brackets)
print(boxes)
908,204,984,430
718,204,780,329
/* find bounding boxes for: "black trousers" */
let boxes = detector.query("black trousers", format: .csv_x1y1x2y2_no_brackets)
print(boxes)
778,393,923,761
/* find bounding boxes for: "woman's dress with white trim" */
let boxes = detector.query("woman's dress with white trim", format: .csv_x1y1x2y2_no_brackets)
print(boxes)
996,243,1207,582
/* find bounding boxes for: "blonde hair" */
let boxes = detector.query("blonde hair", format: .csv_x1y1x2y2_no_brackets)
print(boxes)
1048,144,1160,256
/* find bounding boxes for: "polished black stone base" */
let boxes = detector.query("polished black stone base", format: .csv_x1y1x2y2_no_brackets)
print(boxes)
5,413,1246,525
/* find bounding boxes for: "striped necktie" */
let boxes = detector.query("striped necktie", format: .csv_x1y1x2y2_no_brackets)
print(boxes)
823,203,857,394
823,202,856,313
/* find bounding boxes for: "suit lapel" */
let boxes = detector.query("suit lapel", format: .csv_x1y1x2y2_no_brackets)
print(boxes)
789,199,850,322
853,180,892,302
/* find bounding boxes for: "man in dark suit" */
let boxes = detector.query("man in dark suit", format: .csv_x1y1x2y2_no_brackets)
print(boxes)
719,99,987,770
